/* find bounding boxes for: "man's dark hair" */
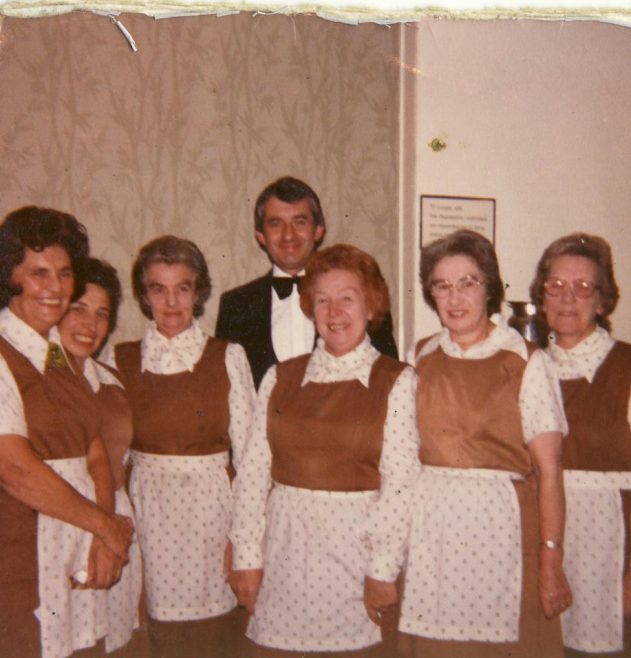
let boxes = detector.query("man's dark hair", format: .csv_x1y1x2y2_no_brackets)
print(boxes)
254,177,325,233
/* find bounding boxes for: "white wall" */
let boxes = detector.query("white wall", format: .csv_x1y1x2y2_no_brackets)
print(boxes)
402,20,631,352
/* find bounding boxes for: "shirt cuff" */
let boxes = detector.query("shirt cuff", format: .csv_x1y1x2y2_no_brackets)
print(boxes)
366,552,400,582
231,541,264,571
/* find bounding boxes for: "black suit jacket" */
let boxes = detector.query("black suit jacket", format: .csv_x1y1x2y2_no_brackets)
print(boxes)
215,272,398,389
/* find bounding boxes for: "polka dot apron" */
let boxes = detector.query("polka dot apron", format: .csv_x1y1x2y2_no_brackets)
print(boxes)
129,450,236,621
36,457,106,658
562,470,631,652
400,466,524,642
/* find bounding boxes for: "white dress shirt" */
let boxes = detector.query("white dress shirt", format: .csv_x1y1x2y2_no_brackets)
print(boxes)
270,265,315,362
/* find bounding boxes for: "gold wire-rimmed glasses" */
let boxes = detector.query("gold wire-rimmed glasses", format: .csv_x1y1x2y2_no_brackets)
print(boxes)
430,275,486,299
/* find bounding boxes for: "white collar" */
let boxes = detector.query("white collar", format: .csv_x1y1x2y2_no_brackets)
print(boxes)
420,315,528,361
81,357,124,393
0,307,53,374
140,319,207,374
302,335,378,388
547,325,615,383
271,265,306,278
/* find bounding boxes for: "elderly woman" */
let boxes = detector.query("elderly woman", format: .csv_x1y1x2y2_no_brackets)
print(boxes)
399,229,572,658
229,243,420,657
0,207,133,658
530,233,631,657
109,235,254,658
58,258,142,654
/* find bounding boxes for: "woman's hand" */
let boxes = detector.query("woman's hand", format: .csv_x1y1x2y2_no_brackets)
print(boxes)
229,569,263,613
528,432,572,619
98,513,134,562
539,545,572,618
364,576,398,625
84,536,124,589
85,513,133,589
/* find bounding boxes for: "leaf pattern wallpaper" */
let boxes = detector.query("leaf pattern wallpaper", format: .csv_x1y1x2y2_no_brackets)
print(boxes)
0,12,401,342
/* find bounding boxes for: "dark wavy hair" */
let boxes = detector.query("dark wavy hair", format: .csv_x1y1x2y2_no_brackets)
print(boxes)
74,258,122,336
420,229,504,316
0,206,89,309
300,243,390,333
131,235,211,319
529,233,619,344
254,177,325,236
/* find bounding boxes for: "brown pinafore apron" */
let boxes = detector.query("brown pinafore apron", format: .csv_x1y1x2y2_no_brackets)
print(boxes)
0,336,99,658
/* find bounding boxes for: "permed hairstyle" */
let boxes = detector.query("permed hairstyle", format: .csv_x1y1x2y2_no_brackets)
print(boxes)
74,258,123,336
529,232,619,342
420,229,504,316
254,177,325,235
0,206,89,309
300,243,390,333
131,235,211,319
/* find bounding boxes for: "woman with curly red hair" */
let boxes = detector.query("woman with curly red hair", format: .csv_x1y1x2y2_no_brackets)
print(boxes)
230,243,420,657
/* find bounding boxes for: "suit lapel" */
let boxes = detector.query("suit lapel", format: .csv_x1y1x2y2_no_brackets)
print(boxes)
261,272,275,355
252,272,276,364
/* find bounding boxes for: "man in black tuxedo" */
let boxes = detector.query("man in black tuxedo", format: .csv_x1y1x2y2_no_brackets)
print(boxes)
215,177,398,388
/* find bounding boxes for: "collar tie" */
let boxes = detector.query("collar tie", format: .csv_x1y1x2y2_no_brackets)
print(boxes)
46,342,69,371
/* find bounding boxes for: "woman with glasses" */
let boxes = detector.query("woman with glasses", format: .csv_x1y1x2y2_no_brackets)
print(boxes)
399,229,571,658
530,233,631,658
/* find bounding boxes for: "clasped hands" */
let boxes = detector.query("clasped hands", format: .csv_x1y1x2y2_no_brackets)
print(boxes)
75,513,134,590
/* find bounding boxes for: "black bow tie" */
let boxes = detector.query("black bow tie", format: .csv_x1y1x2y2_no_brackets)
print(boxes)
272,276,303,300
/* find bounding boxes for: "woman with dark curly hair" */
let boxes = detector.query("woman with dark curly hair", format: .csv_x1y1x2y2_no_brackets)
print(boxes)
399,229,571,658
530,233,631,657
0,207,133,658
229,243,420,657
109,235,255,658
59,258,142,654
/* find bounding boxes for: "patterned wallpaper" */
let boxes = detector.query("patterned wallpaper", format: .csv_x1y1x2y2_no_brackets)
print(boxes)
0,12,401,343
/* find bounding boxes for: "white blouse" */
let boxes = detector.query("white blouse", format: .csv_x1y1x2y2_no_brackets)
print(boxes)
0,308,67,437
230,335,421,582
406,316,568,441
546,328,631,652
106,320,256,468
547,325,631,426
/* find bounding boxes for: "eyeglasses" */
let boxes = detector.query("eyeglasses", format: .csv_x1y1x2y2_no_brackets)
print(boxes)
543,278,599,299
430,275,486,299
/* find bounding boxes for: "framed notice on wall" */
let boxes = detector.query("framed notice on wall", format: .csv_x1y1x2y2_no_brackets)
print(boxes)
420,195,496,247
